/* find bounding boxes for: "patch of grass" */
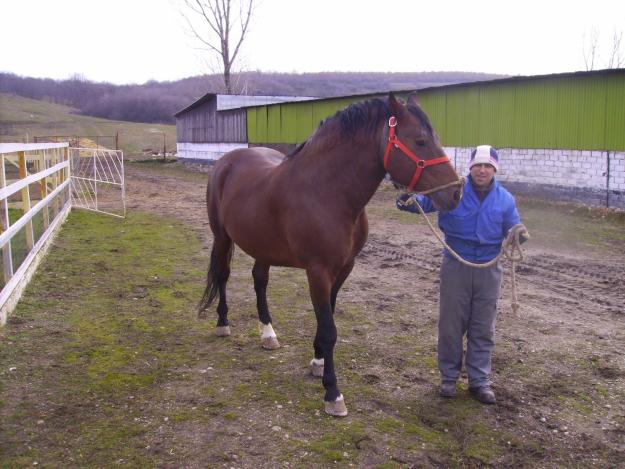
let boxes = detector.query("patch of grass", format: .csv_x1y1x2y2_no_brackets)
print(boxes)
380,415,440,443
463,422,504,463
308,423,366,463
170,409,195,423
375,463,403,469
419,355,438,370
0,93,176,158
0,209,206,467
516,196,625,254
64,417,153,467
557,395,594,415
376,396,530,465
594,384,609,397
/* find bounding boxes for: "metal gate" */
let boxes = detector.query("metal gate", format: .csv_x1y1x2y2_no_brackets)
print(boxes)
70,148,125,218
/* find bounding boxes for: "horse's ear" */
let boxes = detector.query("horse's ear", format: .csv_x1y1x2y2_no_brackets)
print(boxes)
407,92,420,107
388,92,404,115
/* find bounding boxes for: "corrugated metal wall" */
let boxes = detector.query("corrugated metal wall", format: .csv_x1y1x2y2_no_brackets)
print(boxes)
248,71,625,151
176,97,247,144
247,96,388,145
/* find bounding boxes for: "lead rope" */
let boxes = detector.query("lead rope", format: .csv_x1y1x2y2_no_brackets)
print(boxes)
407,198,529,316
414,177,466,197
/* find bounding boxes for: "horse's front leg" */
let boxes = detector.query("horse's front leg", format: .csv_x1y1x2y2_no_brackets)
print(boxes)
310,259,355,378
252,261,280,349
306,265,347,417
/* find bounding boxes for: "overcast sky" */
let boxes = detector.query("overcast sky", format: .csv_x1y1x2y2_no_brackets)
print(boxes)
1,0,624,85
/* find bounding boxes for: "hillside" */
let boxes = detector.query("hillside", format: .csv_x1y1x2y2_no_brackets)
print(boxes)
0,93,176,158
0,71,507,124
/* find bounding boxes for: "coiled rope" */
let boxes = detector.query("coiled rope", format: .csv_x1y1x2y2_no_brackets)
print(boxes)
401,196,529,316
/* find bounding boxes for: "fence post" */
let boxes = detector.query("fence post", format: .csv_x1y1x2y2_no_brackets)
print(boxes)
63,147,69,208
39,150,49,230
18,151,34,250
606,151,611,208
0,155,13,283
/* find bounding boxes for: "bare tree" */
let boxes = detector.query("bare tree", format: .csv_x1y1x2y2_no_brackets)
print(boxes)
607,30,624,69
583,28,599,71
583,28,624,70
181,0,254,94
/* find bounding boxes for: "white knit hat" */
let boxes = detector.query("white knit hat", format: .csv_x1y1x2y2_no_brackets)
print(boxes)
469,145,499,172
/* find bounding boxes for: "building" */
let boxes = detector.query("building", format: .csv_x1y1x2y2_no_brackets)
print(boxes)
175,70,625,208
174,94,314,163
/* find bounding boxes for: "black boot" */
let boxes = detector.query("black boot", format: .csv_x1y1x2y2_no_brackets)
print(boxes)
469,386,496,404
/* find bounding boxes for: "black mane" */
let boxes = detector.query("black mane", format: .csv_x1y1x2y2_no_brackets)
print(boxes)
407,102,434,135
337,98,392,136
286,97,433,159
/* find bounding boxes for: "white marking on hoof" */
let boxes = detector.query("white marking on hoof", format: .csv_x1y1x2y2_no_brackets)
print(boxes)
260,323,280,349
262,336,280,349
324,394,348,417
215,325,231,337
310,358,324,377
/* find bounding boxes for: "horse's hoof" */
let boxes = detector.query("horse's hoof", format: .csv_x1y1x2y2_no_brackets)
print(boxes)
262,336,280,349
310,358,324,377
215,325,231,337
324,394,348,417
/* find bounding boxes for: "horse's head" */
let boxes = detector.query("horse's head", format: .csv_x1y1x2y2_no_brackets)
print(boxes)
383,93,462,211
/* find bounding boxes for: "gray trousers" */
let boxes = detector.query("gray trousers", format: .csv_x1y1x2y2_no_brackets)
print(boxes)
438,255,503,389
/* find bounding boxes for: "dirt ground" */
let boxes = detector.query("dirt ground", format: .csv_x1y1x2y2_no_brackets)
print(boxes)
122,161,624,467
1,160,623,468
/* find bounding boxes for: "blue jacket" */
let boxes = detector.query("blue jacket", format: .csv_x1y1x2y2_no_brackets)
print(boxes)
397,176,521,262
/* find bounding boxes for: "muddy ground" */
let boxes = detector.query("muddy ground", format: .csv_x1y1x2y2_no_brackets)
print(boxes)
125,161,624,466
1,160,623,468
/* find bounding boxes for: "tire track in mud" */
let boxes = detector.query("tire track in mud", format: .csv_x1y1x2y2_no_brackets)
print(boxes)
125,165,210,244
359,234,441,273
515,257,624,315
360,235,624,317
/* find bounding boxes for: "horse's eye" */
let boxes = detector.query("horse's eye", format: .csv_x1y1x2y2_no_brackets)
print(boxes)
416,139,427,147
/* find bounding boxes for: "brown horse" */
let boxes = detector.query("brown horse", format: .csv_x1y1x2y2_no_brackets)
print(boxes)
200,94,461,416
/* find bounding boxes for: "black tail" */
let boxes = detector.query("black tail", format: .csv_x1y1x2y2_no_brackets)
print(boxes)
198,243,233,317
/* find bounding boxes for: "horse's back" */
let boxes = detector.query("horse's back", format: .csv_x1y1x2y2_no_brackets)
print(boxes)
207,147,284,232
211,146,282,188
218,146,283,170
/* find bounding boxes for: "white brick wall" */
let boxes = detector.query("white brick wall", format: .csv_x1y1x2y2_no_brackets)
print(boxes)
443,147,624,192
609,153,625,190
177,142,248,161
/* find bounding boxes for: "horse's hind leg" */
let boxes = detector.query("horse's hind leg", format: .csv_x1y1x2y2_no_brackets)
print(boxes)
252,261,280,349
214,234,233,336
199,230,233,336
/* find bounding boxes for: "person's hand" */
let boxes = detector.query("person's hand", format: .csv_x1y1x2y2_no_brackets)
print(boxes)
506,224,530,244
519,226,530,244
396,193,415,210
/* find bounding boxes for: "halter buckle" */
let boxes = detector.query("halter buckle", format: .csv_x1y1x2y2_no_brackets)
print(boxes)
388,116,397,127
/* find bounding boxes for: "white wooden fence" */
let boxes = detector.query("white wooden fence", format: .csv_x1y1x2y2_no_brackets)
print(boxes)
0,143,71,325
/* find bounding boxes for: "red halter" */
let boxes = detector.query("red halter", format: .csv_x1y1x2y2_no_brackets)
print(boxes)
383,116,451,192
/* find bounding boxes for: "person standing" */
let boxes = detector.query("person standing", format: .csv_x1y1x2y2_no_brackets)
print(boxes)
397,145,526,404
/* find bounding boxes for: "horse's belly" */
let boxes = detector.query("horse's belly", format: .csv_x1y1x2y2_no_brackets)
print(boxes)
226,221,301,267
220,194,301,267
